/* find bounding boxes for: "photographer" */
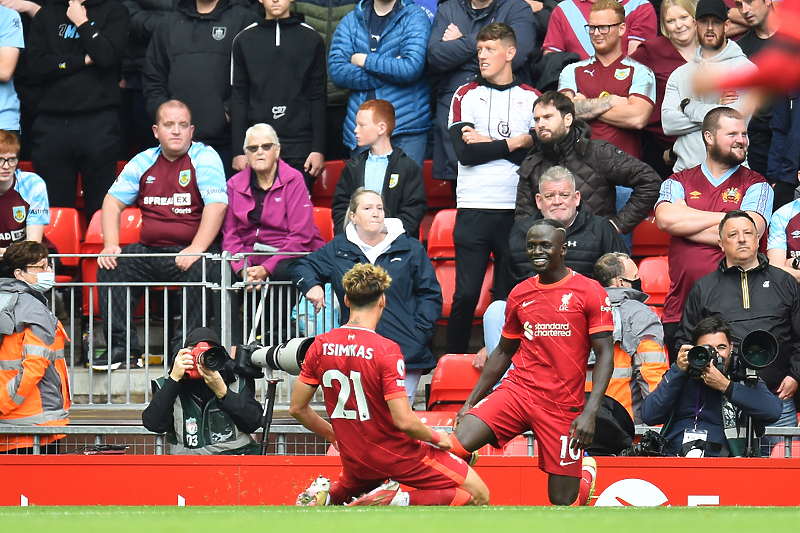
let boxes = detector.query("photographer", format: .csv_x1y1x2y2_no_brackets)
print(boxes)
641,318,781,456
142,328,263,455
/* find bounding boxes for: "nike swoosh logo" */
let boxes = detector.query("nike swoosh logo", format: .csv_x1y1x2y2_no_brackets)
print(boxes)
522,300,535,307
559,459,577,466
391,258,401,262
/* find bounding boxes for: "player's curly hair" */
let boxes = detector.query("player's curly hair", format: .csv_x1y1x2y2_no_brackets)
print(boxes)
342,263,392,309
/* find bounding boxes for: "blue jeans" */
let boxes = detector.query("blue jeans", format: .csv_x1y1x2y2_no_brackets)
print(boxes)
482,300,512,387
350,132,428,170
616,185,633,251
761,397,797,455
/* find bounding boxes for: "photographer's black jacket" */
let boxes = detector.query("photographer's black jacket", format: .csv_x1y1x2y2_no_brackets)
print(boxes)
676,254,800,393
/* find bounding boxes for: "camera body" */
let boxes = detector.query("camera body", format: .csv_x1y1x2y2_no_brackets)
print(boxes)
686,344,723,378
184,341,230,379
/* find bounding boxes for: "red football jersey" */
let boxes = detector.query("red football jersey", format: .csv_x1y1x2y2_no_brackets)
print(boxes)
298,326,424,473
501,270,614,413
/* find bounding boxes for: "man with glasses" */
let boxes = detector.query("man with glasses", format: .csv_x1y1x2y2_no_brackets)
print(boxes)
557,0,656,161
93,100,228,371
543,0,656,60
662,0,755,172
0,130,48,255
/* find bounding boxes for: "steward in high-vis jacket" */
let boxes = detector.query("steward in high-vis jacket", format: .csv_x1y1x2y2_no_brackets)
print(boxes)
141,328,263,455
0,242,70,453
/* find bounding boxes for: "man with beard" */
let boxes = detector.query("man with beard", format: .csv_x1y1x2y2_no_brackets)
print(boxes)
516,91,660,236
655,107,773,364
661,0,755,173
448,219,615,506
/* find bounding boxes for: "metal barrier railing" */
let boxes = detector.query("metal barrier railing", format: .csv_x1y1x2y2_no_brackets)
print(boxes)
45,251,336,408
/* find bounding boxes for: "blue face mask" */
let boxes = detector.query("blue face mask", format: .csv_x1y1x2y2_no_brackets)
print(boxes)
29,271,56,293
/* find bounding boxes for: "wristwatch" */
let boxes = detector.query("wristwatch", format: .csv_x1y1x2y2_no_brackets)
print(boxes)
680,98,691,112
792,256,800,270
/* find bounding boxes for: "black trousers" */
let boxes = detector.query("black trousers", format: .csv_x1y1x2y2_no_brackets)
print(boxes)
446,208,515,353
97,243,215,356
31,109,120,222
663,321,680,366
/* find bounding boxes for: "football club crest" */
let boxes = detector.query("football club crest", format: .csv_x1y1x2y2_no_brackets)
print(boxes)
179,170,191,187
212,26,226,41
185,417,198,435
497,120,511,138
12,206,25,223
614,68,631,81
388,174,399,189
514,99,527,113
722,187,741,203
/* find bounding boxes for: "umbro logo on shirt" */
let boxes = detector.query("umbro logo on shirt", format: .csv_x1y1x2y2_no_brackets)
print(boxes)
146,176,156,184
792,230,800,239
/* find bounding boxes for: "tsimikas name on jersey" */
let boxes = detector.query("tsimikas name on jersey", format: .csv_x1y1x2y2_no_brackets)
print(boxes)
321,342,375,360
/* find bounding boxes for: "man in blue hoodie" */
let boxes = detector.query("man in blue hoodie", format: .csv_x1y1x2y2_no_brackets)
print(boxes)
328,0,430,168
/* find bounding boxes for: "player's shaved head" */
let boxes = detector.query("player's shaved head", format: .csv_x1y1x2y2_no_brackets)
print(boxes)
528,218,567,247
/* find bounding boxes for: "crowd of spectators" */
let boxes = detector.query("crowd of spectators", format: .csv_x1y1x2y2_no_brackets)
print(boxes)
0,0,798,458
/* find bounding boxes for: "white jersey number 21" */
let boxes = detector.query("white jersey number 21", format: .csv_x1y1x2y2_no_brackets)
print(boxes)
323,369,371,421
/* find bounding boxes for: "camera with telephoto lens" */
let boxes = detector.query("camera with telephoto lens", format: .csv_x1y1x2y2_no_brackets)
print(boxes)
230,337,316,379
184,341,231,379
730,330,778,385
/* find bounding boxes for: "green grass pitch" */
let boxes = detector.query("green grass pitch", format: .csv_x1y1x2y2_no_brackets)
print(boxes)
2,506,799,533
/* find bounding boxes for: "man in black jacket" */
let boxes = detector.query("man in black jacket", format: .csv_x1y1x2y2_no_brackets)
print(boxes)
143,0,258,176
26,0,129,222
516,91,660,235
230,0,327,191
331,99,426,238
142,327,263,455
677,210,800,451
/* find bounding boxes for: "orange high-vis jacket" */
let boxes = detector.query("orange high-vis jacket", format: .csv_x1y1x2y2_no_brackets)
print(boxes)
0,286,71,452
587,338,669,423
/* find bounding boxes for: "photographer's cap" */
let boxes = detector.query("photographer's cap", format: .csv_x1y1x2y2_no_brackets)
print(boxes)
695,0,728,21
183,327,221,348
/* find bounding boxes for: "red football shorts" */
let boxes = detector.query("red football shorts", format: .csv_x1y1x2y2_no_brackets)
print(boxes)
468,384,583,477
337,444,470,499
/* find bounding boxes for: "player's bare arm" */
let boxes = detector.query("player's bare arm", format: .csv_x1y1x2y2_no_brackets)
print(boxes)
387,397,451,450
455,336,520,427
569,332,613,451
289,381,337,447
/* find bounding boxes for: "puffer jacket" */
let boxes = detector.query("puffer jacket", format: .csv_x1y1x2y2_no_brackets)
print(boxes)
506,208,628,291
292,0,359,105
516,121,661,234
289,220,442,370
329,0,430,149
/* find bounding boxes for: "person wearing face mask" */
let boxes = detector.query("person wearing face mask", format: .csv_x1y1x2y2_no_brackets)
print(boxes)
0,241,70,453
589,252,668,426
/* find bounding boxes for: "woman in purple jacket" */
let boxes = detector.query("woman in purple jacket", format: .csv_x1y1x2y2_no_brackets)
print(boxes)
222,123,325,340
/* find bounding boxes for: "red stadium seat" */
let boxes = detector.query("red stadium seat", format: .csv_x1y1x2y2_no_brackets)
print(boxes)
81,208,142,315
311,160,346,208
638,256,670,308
427,209,456,259
44,207,82,282
631,211,671,258
427,354,481,411
313,207,335,243
423,160,455,209
434,260,493,322
770,440,800,458
477,435,536,457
